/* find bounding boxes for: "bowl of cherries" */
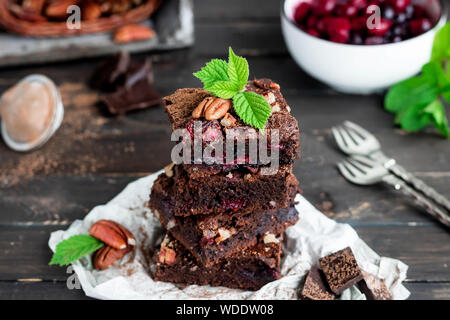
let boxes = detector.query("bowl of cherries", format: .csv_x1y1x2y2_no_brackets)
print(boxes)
281,0,447,94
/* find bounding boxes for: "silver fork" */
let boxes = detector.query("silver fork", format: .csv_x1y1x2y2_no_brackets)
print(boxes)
332,121,450,212
338,155,450,227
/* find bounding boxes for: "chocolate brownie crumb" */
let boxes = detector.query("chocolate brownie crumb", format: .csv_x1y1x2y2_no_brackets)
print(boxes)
319,247,363,295
301,266,335,300
358,271,393,300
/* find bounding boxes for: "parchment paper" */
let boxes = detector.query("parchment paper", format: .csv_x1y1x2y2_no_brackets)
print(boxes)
49,170,410,300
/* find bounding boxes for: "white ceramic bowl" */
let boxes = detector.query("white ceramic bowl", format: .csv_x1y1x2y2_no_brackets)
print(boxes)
281,0,447,94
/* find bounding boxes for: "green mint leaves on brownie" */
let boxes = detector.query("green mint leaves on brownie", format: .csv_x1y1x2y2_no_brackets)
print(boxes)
193,47,271,130
384,23,450,138
49,235,104,266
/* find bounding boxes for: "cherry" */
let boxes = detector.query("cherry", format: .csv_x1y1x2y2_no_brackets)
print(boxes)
294,2,311,23
368,18,393,36
306,15,318,29
307,29,320,37
316,17,331,34
405,5,414,18
350,0,367,10
221,197,248,212
327,17,351,43
392,36,402,42
351,17,368,31
409,18,432,35
412,5,425,18
390,0,411,13
396,12,407,23
314,0,337,15
365,36,385,44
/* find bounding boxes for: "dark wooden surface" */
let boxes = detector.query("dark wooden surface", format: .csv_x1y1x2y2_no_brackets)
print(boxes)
0,0,449,300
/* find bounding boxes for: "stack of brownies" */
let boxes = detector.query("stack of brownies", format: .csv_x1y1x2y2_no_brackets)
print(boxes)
149,78,301,290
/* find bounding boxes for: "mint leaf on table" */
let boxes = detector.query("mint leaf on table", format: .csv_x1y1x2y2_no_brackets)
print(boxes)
193,59,229,89
227,47,249,91
207,80,239,99
49,235,103,266
395,102,433,130
233,91,272,131
431,23,450,62
424,99,449,137
385,75,438,113
193,47,272,130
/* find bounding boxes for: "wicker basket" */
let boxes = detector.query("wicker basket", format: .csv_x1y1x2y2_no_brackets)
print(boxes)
0,0,162,37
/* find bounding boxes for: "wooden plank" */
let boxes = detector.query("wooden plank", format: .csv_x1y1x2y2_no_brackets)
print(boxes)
0,281,90,300
404,282,450,300
0,225,448,282
195,0,281,21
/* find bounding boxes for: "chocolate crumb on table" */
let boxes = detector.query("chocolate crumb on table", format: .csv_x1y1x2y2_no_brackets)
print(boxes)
358,271,393,300
319,247,363,295
301,266,335,300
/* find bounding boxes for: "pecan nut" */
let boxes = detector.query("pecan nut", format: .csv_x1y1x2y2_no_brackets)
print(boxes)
192,97,214,119
45,0,79,19
22,0,46,13
82,1,102,21
93,245,131,270
9,4,47,22
114,25,155,44
204,98,231,120
89,220,136,250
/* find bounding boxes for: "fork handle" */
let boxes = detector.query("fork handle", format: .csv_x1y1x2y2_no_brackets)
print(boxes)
382,175,450,227
388,163,450,212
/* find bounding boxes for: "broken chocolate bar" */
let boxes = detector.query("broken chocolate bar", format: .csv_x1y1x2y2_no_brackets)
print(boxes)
358,271,393,300
100,77,161,115
319,247,363,295
90,51,130,92
301,266,335,300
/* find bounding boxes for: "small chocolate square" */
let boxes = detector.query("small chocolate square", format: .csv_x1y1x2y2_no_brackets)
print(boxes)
358,271,393,300
319,247,363,294
301,266,335,300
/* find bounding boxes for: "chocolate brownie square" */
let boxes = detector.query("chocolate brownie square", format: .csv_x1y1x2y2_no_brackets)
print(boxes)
300,266,335,300
151,233,282,291
155,163,299,217
150,171,299,266
319,247,363,295
162,78,300,167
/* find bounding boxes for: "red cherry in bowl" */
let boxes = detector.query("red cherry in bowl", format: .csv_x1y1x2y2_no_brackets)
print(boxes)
408,18,432,35
314,0,337,15
327,17,351,43
294,2,311,24
390,0,412,13
368,18,393,36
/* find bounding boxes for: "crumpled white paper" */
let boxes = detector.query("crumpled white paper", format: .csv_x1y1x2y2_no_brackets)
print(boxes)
49,170,410,300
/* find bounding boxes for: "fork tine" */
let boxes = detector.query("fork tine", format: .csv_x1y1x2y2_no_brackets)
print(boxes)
341,124,365,145
337,161,357,178
336,125,357,148
332,126,347,148
343,121,372,140
350,155,376,168
346,158,369,174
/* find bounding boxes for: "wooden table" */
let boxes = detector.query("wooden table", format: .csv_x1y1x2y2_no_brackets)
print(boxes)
0,0,449,300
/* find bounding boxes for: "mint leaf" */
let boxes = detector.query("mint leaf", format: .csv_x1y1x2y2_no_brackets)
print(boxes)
431,23,450,62
233,91,271,130
424,99,449,137
49,235,103,266
422,61,450,88
228,47,249,91
385,75,438,113
395,103,432,130
193,59,229,89
207,80,239,99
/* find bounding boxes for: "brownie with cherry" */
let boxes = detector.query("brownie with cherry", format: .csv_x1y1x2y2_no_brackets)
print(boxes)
293,0,436,45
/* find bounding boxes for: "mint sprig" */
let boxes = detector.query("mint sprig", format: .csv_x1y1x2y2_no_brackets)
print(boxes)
385,23,450,138
49,235,103,266
193,47,271,130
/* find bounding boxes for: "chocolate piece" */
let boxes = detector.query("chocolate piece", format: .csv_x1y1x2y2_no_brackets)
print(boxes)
301,266,335,300
100,78,161,115
358,271,393,300
124,58,154,89
90,51,130,92
152,233,282,291
319,247,363,294
150,171,299,266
